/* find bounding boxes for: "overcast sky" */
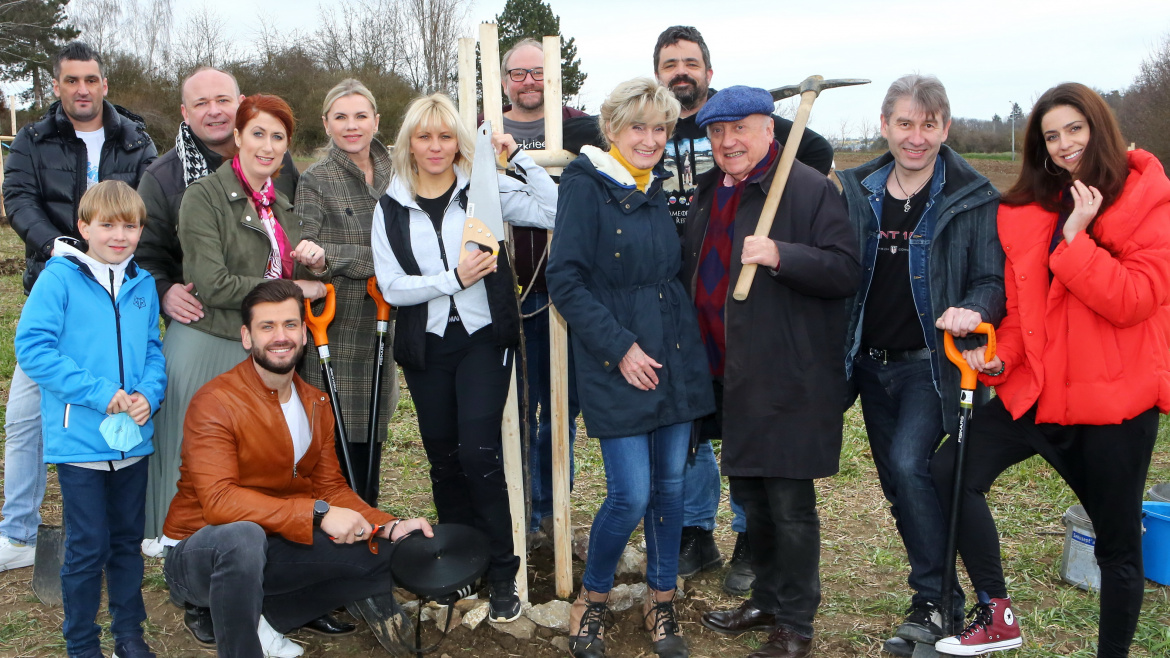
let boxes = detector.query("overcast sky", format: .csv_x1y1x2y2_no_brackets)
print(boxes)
15,0,1170,136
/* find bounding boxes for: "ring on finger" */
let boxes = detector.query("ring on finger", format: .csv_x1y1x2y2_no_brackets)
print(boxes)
355,528,365,537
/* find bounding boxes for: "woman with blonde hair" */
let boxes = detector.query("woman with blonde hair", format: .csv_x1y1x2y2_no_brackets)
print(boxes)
371,92,557,622
547,78,715,658
295,79,397,501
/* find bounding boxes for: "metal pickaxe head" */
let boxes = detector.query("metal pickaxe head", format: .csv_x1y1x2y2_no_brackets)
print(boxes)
769,76,870,101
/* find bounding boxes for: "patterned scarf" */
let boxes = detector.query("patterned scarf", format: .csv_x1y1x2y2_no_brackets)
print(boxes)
175,122,211,187
694,140,779,378
231,155,292,279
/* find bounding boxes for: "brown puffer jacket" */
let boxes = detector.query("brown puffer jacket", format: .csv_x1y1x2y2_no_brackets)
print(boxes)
162,358,394,544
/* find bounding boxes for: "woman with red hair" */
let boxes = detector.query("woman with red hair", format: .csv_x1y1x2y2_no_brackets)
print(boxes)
147,94,332,652
932,83,1170,657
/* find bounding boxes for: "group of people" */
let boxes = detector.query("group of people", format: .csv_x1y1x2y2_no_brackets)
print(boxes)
2,22,1168,658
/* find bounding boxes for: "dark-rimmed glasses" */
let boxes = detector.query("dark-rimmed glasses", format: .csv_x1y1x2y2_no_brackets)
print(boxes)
506,67,544,82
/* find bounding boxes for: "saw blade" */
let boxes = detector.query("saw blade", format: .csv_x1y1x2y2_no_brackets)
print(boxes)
467,121,504,239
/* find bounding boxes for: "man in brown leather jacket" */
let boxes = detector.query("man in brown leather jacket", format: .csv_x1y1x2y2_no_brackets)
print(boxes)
162,280,432,657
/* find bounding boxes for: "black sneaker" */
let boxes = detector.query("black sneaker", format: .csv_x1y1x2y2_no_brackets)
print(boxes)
895,599,945,644
881,636,914,657
722,531,754,596
678,526,722,578
489,579,522,622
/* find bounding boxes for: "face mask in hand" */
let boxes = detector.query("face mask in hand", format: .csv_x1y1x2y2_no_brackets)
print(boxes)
100,412,144,452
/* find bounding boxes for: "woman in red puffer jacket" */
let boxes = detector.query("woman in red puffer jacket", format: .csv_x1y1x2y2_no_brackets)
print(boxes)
931,83,1170,658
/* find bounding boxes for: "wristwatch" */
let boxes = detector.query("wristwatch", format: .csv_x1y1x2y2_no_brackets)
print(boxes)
313,500,329,527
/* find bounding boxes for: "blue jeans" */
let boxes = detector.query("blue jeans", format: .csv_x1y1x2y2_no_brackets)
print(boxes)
682,441,747,533
521,292,580,532
1,364,46,546
582,422,690,593
57,459,149,655
854,355,956,605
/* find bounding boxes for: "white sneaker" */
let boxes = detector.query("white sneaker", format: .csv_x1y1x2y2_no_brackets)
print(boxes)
0,536,35,571
258,615,304,658
140,537,166,558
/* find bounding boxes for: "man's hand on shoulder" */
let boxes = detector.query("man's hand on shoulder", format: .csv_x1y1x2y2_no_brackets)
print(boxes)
321,506,372,544
163,282,204,324
383,517,434,542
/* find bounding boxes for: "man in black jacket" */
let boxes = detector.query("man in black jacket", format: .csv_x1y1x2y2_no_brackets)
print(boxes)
652,25,836,596
136,66,299,326
687,86,860,658
1,41,156,573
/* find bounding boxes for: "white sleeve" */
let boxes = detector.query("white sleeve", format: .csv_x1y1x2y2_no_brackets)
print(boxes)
371,202,463,306
498,150,558,230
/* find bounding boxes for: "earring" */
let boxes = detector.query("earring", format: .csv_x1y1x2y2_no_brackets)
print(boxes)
1044,156,1062,176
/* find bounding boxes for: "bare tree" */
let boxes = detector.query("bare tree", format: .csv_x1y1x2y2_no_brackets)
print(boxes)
311,0,406,75
69,0,121,55
172,3,239,71
71,0,173,74
401,0,469,94
837,117,851,151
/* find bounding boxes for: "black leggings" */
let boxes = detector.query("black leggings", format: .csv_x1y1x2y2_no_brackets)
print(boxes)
400,323,520,582
932,397,1158,658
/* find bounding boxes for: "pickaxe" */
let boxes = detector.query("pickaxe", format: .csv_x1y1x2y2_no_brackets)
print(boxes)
732,75,870,301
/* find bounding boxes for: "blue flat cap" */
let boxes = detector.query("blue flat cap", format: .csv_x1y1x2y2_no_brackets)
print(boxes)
696,86,774,128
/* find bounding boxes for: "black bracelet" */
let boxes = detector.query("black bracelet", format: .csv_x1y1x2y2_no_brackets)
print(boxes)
388,518,403,541
509,145,523,161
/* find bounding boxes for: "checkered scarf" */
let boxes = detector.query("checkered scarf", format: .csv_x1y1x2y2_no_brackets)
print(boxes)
175,122,211,187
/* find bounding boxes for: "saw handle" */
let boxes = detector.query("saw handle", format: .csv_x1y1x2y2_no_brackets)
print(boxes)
944,323,997,391
305,283,337,346
366,277,391,322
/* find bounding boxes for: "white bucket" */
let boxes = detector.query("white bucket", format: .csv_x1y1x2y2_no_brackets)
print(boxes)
1060,504,1100,591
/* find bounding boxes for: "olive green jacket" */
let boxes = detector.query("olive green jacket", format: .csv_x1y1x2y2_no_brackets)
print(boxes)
178,162,325,340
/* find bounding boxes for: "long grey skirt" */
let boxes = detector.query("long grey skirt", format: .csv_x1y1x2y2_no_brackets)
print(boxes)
144,322,248,538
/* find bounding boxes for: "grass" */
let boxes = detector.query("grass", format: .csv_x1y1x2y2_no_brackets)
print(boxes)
962,152,1017,161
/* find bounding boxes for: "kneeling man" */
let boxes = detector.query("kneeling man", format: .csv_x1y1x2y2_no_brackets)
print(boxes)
163,279,432,657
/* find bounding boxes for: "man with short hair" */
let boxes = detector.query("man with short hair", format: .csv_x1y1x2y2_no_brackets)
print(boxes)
687,86,859,658
838,75,1004,655
493,38,588,539
162,279,433,658
1,40,156,572
650,24,835,596
136,66,299,326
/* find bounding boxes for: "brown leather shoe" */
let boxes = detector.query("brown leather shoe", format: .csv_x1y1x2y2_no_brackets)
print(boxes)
699,599,776,635
747,626,813,658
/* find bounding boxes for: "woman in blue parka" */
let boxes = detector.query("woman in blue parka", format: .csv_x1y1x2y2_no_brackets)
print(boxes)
547,77,714,658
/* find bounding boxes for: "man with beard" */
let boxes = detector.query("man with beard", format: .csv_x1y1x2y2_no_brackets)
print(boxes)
1,40,156,574
162,280,433,657
651,24,834,597
137,66,299,326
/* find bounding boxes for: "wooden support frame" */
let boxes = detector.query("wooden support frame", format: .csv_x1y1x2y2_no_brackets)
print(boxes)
457,24,575,603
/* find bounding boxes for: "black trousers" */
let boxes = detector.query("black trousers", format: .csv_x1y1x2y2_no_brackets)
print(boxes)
164,522,397,658
730,476,821,638
931,397,1158,658
401,323,520,582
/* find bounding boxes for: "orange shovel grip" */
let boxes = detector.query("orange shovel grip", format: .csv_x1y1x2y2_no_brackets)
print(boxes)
304,283,336,346
944,322,997,390
366,277,391,322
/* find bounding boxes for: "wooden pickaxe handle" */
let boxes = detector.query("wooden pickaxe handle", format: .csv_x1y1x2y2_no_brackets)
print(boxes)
732,87,820,302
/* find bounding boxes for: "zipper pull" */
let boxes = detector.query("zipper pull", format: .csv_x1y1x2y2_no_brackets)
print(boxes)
293,463,298,478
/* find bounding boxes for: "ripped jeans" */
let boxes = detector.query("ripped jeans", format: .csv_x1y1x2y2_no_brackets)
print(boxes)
401,322,521,582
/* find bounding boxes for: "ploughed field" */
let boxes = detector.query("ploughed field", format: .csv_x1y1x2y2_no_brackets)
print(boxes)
3,156,1170,656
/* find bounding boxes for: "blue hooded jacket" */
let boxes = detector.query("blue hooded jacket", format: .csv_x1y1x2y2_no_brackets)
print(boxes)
15,249,165,464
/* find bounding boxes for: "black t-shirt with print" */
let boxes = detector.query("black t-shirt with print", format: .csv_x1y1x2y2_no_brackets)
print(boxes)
861,183,931,351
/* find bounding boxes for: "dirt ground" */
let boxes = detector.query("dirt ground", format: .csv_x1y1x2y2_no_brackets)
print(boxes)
832,152,1022,192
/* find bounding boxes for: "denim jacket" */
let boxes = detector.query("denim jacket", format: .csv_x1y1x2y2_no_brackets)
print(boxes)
840,145,1005,435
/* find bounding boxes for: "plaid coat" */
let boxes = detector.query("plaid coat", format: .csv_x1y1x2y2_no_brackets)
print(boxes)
295,139,398,443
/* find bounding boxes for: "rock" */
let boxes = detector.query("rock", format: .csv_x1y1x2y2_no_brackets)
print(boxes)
551,636,571,652
608,583,647,612
496,634,519,652
615,545,646,575
452,595,481,613
401,600,420,615
525,599,570,631
461,600,490,631
572,526,590,562
490,615,537,640
422,603,460,628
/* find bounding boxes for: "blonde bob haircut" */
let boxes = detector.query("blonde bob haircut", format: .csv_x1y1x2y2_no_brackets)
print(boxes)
599,77,681,149
322,78,379,116
391,93,475,195
78,180,147,226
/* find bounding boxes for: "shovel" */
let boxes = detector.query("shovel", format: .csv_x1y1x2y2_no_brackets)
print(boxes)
305,283,357,490
363,277,392,505
917,323,996,658
32,523,65,605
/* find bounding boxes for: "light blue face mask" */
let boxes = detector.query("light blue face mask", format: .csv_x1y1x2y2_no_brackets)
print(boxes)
99,412,144,452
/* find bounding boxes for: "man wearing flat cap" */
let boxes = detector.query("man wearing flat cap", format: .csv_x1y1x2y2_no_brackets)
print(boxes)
683,86,860,658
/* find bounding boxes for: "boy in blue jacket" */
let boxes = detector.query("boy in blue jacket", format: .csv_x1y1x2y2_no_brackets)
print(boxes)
15,180,166,658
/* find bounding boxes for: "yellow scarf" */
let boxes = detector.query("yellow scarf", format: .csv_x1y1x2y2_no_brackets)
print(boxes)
609,146,653,192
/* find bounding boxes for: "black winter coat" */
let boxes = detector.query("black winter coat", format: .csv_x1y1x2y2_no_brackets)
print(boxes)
4,101,156,293
681,152,861,479
547,152,715,439
137,140,298,307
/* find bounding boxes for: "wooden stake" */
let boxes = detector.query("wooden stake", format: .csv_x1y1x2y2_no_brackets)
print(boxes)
457,38,477,133
541,35,574,600
479,23,504,133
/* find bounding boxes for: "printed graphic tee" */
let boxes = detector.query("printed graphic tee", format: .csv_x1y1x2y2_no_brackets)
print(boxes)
76,128,105,189
861,180,932,351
